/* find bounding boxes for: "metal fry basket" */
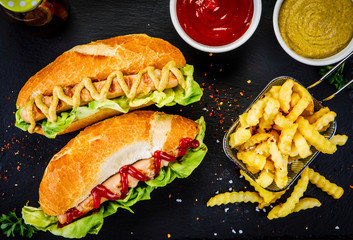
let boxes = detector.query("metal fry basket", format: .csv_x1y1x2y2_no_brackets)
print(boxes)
223,76,337,192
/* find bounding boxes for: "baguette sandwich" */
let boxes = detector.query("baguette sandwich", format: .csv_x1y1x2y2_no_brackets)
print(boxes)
15,34,203,138
22,111,207,238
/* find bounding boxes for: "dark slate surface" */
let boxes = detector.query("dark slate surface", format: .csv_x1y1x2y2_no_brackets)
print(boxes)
0,0,353,239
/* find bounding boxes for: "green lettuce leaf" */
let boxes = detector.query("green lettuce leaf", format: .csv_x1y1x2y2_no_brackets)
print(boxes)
15,107,30,131
22,117,207,238
14,65,202,138
22,186,153,239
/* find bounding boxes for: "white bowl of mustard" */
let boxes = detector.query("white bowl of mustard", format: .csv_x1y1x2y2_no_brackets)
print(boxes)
273,0,353,66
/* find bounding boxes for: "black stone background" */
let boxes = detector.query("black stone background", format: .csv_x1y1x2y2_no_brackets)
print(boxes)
0,1,352,239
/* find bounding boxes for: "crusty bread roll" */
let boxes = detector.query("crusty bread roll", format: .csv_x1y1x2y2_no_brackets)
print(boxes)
16,34,187,135
39,111,199,216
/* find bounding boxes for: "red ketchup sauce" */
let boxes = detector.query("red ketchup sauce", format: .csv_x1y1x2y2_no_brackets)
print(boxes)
176,0,254,46
61,138,199,226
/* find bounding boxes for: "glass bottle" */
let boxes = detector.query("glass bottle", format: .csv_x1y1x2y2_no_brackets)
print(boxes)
0,0,68,35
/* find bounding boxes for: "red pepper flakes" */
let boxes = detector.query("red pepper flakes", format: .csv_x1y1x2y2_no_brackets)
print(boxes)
196,217,199,220
169,194,172,198
240,92,244,96
209,53,213,56
167,233,171,238
349,185,353,189
17,166,20,171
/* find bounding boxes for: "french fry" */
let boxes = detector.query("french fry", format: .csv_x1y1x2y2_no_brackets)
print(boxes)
308,168,344,199
278,124,298,155
268,138,288,188
237,151,266,172
269,86,281,99
290,92,301,108
273,112,292,130
229,127,252,148
278,80,294,113
256,169,274,188
258,191,286,209
287,98,309,122
312,111,336,132
289,143,299,157
292,198,321,214
264,160,275,172
274,154,288,189
329,134,348,146
268,139,282,170
239,112,249,127
293,132,312,159
269,130,280,142
292,82,314,115
246,96,269,126
254,142,270,158
242,133,272,150
207,191,262,207
247,165,261,174
305,107,330,124
241,170,277,203
267,168,309,220
259,97,280,130
297,117,336,154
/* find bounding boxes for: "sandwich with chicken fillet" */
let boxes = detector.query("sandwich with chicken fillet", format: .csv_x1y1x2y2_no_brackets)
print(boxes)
15,34,203,138
22,111,207,238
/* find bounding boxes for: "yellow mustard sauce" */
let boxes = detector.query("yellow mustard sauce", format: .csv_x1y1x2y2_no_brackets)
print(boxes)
279,0,353,59
26,61,186,133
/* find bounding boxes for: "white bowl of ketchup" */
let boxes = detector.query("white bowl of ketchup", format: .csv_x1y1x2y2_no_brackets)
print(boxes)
170,0,262,53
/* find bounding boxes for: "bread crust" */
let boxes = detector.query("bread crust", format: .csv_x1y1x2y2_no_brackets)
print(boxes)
16,34,186,108
39,111,199,216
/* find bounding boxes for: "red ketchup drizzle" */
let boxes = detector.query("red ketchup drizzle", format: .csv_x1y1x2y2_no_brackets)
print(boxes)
119,165,151,199
176,0,254,46
91,184,120,209
62,138,199,225
58,207,85,227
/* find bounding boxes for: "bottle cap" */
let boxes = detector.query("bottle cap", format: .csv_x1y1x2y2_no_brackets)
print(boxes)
0,0,40,12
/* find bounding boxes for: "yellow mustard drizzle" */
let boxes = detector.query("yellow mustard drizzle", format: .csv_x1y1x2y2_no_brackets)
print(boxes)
26,61,186,133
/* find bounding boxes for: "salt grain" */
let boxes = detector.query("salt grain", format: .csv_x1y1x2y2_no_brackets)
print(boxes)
176,199,182,203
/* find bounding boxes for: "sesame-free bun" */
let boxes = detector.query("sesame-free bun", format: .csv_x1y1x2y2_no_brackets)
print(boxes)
16,34,186,135
39,111,199,216
16,34,186,108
